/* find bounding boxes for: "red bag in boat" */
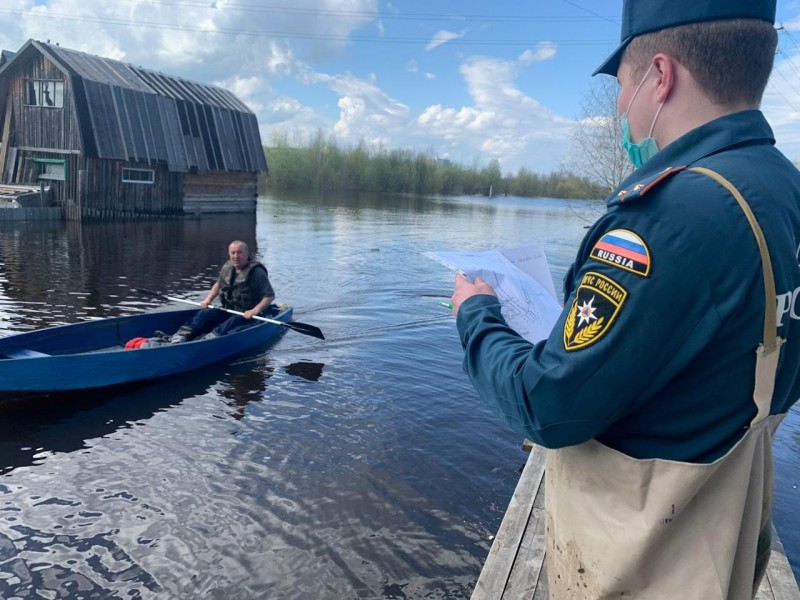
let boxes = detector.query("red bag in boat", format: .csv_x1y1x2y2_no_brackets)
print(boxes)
124,337,149,350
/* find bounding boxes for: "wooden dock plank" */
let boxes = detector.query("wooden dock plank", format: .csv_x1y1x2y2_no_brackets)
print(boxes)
474,444,800,599
758,535,800,600
471,447,546,600
503,507,547,598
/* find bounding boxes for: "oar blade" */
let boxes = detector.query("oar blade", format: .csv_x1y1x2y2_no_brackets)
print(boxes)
286,321,325,340
135,288,168,301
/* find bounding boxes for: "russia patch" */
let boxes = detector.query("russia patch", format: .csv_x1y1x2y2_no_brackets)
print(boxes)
590,229,651,276
563,272,627,352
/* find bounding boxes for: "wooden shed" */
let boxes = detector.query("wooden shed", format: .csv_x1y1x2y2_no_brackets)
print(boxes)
0,40,268,219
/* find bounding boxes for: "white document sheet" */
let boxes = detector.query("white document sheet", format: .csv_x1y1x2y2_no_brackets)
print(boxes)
427,244,563,343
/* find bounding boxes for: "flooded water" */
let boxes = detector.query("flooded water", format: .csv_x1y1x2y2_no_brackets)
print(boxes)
0,192,798,598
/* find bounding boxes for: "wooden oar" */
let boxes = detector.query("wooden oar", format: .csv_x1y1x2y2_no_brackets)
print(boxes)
135,289,324,340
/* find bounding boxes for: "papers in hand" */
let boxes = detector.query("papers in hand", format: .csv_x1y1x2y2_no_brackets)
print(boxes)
427,244,562,343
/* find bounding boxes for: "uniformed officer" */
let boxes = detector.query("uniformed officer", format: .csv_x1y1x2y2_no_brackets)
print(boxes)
450,0,800,597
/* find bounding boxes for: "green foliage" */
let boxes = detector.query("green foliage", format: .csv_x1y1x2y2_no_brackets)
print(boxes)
259,132,603,200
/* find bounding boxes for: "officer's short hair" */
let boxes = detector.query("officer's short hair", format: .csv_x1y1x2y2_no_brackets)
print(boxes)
624,19,777,107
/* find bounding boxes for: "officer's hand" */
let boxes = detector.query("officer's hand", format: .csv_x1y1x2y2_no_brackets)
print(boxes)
243,309,254,319
200,299,211,309
451,274,497,318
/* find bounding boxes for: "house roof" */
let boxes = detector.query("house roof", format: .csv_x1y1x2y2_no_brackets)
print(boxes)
0,40,267,174
0,50,15,68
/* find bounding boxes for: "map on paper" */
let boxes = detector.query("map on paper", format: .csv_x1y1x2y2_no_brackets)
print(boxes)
427,244,562,343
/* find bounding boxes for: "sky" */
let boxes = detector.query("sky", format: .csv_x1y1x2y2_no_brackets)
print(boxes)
1,0,799,175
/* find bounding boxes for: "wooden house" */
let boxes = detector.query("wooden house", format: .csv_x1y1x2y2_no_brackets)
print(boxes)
0,40,268,219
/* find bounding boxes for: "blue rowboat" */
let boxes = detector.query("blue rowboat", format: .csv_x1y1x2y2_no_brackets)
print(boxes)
0,306,293,395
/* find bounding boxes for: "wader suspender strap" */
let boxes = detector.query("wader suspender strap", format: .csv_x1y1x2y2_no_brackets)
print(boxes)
689,166,784,425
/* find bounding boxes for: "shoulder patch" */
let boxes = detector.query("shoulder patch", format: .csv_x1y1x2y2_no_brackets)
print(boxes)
590,229,651,277
563,271,627,352
611,165,686,206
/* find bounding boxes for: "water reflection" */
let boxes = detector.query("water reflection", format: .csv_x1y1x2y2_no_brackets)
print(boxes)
0,522,162,597
0,215,258,332
215,360,274,421
284,360,325,382
0,354,276,475
1,192,796,596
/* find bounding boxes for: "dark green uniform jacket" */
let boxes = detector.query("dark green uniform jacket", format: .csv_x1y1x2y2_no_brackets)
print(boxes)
457,110,800,463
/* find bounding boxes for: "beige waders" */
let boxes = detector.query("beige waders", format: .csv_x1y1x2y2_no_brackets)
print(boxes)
545,168,786,599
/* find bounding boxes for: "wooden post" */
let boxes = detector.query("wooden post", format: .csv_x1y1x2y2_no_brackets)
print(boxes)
0,101,13,183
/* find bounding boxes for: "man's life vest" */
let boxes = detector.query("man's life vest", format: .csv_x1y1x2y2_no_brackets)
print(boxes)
218,260,268,312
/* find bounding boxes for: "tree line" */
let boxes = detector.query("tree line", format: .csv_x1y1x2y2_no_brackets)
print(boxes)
259,130,605,200
259,78,799,202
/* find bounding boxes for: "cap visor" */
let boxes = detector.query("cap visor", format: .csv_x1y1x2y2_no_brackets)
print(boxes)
592,39,629,77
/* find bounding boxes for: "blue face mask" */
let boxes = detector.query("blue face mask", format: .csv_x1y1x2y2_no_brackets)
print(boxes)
620,65,664,168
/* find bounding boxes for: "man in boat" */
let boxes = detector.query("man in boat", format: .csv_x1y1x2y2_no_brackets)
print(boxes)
450,0,800,597
171,240,275,343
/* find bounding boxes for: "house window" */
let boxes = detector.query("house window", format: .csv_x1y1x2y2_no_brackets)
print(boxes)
26,80,64,108
122,168,155,184
32,159,66,181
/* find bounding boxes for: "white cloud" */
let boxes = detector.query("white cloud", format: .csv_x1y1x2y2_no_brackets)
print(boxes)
7,0,378,82
414,50,574,171
519,43,557,65
0,0,578,173
335,96,368,136
262,98,332,148
425,29,466,51
581,115,616,128
221,75,268,112
261,42,574,171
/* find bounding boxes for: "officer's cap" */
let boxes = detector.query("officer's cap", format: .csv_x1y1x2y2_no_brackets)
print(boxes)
594,0,777,76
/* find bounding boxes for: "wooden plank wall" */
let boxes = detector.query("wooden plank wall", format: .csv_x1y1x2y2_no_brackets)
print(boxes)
0,54,82,205
182,171,257,214
77,158,183,219
12,55,82,154
10,150,80,207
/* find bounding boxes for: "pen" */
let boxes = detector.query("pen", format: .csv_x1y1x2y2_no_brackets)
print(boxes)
439,301,454,310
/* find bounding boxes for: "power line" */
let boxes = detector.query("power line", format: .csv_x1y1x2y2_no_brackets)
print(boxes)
772,51,800,112
122,0,617,23
560,0,620,27
777,48,800,83
0,8,616,46
778,26,800,54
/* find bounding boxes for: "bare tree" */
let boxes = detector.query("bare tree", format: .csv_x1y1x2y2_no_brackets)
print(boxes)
564,77,633,198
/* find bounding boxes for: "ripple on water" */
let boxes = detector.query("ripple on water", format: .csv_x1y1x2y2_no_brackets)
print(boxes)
7,196,782,597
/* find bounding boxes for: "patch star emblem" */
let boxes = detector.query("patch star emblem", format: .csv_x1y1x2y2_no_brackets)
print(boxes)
577,297,598,325
564,272,628,351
